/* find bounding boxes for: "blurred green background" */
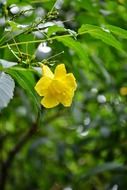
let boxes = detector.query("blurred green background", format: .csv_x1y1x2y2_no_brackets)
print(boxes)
1,0,127,189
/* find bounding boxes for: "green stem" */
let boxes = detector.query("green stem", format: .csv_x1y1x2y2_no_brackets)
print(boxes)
0,34,72,49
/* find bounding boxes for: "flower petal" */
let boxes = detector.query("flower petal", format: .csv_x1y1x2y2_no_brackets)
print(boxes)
61,90,74,107
34,76,52,96
54,64,66,79
41,93,59,108
42,64,54,78
50,79,76,107
64,73,77,90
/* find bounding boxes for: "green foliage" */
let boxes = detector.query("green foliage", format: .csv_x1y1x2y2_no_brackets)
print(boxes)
78,24,123,51
106,24,127,39
1,0,127,190
7,68,40,111
57,36,91,68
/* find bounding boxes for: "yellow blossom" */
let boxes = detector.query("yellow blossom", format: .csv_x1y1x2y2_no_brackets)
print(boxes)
35,64,77,108
120,87,127,96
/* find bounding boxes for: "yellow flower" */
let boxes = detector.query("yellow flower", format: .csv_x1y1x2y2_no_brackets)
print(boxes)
120,87,127,96
35,64,77,108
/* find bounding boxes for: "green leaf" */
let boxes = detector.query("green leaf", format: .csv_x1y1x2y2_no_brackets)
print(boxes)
106,24,127,39
8,21,19,31
57,36,91,68
78,24,123,51
0,72,15,110
47,25,65,37
7,68,40,109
